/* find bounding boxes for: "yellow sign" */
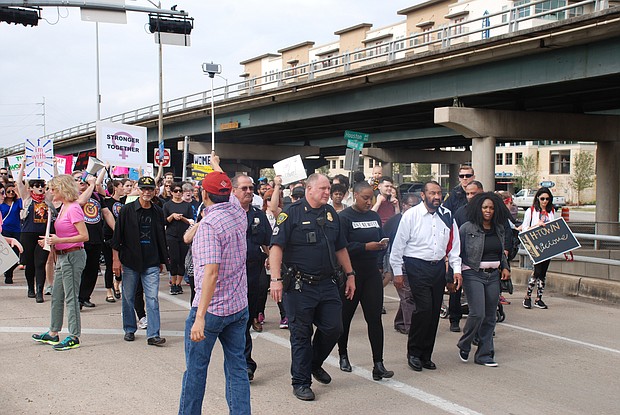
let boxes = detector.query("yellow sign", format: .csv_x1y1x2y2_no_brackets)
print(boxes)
220,121,240,131
191,164,214,181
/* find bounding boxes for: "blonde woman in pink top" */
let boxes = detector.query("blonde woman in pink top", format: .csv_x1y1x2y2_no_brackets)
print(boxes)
32,175,88,351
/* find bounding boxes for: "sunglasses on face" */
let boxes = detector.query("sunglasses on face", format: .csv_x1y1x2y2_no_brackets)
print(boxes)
6,190,15,194
31,183,45,188
0,172,7,175
172,189,182,193
539,197,550,201
237,186,254,192
459,174,474,179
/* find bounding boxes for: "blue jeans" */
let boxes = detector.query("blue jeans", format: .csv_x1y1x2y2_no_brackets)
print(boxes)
179,307,250,415
122,266,161,339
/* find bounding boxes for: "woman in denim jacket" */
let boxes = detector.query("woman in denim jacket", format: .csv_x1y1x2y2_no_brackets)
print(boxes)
457,192,511,367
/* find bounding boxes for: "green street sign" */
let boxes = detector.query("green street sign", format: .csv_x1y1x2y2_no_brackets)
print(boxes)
344,130,369,142
347,139,364,151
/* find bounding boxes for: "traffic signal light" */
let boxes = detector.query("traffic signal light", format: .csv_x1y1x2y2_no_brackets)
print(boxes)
148,14,192,35
0,7,39,27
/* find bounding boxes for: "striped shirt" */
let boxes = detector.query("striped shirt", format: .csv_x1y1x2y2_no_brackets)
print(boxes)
191,195,248,316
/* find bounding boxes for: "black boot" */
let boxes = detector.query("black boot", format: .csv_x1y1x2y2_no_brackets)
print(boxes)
339,354,352,372
27,288,36,298
35,285,44,303
4,275,13,284
372,361,394,381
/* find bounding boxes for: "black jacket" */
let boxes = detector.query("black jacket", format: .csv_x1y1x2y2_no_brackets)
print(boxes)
111,199,169,272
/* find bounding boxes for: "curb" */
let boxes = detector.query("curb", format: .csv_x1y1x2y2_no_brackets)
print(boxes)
511,268,620,304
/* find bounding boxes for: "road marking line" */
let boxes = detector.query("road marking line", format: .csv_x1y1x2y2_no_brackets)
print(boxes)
500,323,620,355
258,332,482,415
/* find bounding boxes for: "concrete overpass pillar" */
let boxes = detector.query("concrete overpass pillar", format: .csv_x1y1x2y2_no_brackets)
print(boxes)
448,164,459,190
382,162,393,179
471,136,496,192
595,141,619,235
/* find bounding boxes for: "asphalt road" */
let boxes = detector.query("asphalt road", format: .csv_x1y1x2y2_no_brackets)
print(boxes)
1,270,618,415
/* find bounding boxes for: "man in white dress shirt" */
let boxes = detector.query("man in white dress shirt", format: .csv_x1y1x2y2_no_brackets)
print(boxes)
390,181,462,372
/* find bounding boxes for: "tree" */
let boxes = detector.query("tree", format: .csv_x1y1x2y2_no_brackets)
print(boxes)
569,151,595,206
516,155,538,190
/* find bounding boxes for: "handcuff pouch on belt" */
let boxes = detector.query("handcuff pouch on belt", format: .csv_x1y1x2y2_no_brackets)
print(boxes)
282,265,303,292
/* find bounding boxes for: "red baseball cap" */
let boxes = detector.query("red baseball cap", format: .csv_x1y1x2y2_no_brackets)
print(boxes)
202,171,232,195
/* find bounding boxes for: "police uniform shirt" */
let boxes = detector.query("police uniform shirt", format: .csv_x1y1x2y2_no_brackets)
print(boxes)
246,206,271,263
271,199,346,276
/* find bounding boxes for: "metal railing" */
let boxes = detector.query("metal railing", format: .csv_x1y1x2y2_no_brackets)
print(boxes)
0,0,612,157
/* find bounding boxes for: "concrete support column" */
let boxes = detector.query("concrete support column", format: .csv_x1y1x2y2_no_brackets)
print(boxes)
595,141,619,235
448,164,460,189
382,162,393,179
471,136,496,192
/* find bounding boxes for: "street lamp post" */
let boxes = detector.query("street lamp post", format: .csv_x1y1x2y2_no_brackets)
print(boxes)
202,62,222,151
216,74,228,99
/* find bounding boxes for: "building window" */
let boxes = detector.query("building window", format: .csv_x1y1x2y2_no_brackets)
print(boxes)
536,0,566,20
515,152,523,165
339,159,344,169
505,153,513,165
549,150,570,174
368,158,375,168
515,0,531,19
331,160,337,169
496,153,504,165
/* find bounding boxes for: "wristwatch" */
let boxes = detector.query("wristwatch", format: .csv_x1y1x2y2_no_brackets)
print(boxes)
346,271,356,277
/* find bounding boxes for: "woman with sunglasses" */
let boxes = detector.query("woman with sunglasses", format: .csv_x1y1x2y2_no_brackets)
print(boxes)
522,187,555,310
163,182,194,295
17,159,51,302
0,182,22,284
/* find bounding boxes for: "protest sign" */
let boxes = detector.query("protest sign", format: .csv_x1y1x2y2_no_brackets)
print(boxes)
96,121,147,169
74,150,97,172
193,154,211,165
273,154,307,185
518,217,581,265
191,164,213,181
0,237,20,275
7,155,25,180
24,138,54,180
55,155,75,174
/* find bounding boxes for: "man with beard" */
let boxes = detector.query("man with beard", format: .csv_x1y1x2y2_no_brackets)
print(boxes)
390,181,462,372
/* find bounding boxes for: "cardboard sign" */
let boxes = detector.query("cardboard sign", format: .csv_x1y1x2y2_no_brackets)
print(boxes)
96,121,147,169
518,217,581,264
7,155,25,181
193,154,211,165
74,150,98,172
191,164,213,181
24,138,54,180
55,155,75,174
0,236,20,275
273,154,307,186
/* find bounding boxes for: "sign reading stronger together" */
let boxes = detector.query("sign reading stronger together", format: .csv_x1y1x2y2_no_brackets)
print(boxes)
96,121,147,169
518,217,581,264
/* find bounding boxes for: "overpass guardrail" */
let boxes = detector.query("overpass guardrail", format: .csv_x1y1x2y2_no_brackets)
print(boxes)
0,0,614,157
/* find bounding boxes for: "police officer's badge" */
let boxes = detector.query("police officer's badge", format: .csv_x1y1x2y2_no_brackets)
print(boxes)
276,213,288,225
326,212,333,222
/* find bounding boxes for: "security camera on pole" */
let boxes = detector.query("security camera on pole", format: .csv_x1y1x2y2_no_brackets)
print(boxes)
202,62,222,152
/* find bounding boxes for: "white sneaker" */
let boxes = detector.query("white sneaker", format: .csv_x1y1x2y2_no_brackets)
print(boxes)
44,285,53,295
138,316,148,330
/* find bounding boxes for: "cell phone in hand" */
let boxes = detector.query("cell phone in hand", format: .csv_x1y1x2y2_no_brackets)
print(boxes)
379,238,389,244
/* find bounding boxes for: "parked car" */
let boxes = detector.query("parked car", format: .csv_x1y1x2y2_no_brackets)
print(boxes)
398,182,424,198
513,189,566,210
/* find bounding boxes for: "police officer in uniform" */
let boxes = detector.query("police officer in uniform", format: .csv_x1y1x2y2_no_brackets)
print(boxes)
270,173,356,402
232,174,272,381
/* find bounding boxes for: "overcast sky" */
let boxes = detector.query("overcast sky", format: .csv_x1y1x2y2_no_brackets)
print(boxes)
0,0,422,148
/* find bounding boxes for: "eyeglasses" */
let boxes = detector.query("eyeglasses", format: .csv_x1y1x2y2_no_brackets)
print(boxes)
459,174,474,179
31,183,45,188
172,189,182,193
539,197,550,201
237,186,254,192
